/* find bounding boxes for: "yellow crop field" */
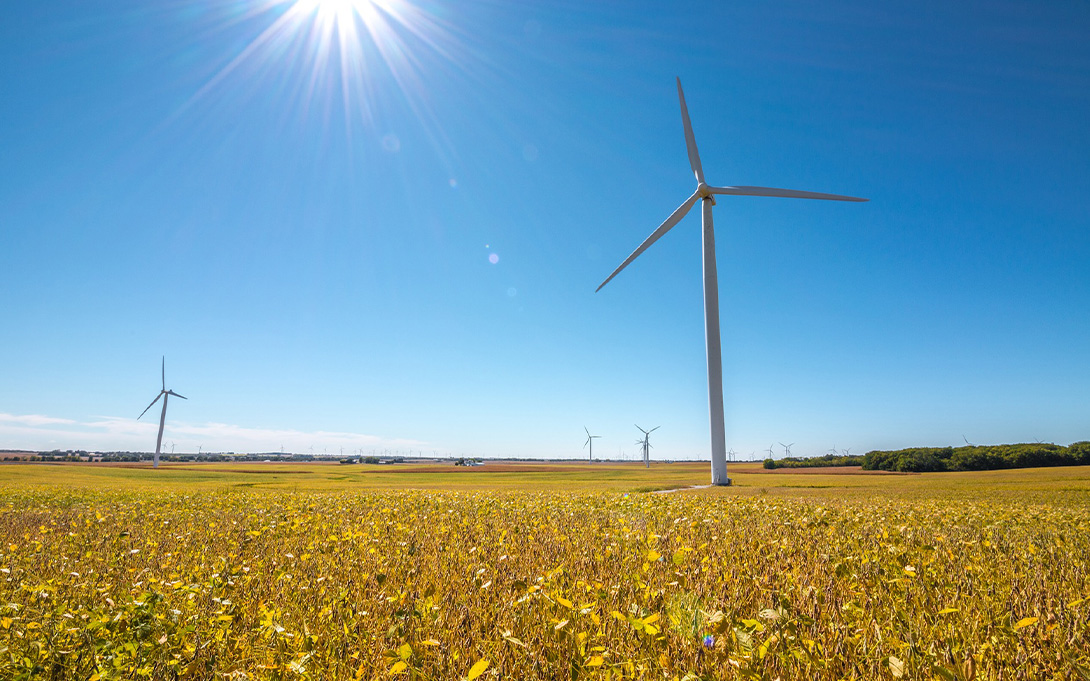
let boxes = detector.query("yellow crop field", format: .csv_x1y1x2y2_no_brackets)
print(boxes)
2,462,1089,679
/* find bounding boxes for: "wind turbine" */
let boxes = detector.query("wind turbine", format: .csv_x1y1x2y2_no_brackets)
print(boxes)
780,442,794,458
137,356,187,469
596,79,866,486
636,425,659,468
765,444,775,459
583,427,602,462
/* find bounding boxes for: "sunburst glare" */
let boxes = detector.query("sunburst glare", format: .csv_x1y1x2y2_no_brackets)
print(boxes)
187,0,466,140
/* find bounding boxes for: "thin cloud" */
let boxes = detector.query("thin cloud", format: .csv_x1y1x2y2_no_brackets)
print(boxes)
0,412,425,453
0,413,77,426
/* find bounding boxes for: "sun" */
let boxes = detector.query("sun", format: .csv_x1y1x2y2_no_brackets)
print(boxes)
189,0,462,134
301,0,379,22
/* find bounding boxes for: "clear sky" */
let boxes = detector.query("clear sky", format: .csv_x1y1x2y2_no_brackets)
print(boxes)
2,0,1088,460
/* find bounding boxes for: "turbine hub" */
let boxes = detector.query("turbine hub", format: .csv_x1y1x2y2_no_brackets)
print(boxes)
696,181,711,198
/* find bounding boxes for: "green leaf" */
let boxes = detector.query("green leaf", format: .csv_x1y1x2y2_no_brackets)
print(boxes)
931,665,957,681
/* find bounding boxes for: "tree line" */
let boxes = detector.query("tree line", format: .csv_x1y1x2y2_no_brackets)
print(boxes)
861,442,1090,472
762,442,1090,472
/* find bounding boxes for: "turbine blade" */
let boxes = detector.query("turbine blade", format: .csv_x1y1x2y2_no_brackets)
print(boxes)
710,185,867,202
676,78,704,184
168,391,187,400
138,393,163,420
161,356,165,391
650,426,660,433
597,192,699,292
585,426,591,438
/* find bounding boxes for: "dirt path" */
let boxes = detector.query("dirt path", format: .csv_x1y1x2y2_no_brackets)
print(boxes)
649,484,714,494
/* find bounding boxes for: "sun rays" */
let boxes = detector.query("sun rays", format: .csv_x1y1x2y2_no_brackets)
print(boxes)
184,0,465,137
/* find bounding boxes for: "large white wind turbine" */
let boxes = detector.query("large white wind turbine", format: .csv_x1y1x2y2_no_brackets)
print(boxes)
138,357,187,469
583,427,601,462
597,79,867,486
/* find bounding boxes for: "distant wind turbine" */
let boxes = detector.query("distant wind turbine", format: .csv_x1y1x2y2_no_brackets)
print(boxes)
636,425,659,468
583,427,602,462
596,78,866,487
766,444,775,458
137,356,187,469
780,442,794,457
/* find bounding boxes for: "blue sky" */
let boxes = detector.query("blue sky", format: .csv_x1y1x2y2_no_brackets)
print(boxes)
2,0,1088,460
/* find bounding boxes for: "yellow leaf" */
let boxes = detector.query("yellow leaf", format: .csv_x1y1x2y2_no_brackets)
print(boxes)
1013,617,1038,630
421,639,441,646
555,595,573,609
643,613,660,625
398,643,413,660
586,656,604,667
937,608,959,615
389,661,408,674
646,550,661,562
1067,598,1085,609
466,658,490,680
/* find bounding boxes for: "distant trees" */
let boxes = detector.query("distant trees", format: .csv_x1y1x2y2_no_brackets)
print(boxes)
757,442,1090,473
862,442,1090,472
763,454,865,469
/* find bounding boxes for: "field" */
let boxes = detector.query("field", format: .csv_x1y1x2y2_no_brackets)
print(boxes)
2,462,1089,680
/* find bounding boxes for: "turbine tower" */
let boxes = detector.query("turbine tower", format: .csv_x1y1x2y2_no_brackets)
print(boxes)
596,79,866,486
636,425,659,468
583,427,602,462
138,356,187,469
